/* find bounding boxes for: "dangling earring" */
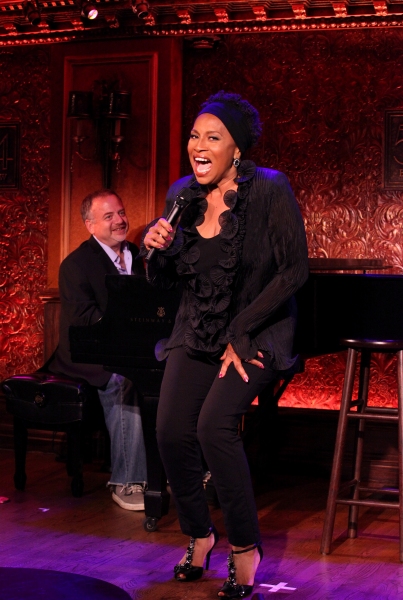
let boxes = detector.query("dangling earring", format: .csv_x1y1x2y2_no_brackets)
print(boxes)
233,157,241,168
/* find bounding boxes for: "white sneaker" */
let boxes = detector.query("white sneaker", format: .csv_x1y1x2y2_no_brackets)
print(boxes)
112,484,145,511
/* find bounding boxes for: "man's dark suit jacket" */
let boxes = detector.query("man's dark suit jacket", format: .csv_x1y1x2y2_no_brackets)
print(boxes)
48,235,144,387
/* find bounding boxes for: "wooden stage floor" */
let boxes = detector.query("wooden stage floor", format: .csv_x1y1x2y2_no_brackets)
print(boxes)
1,447,403,599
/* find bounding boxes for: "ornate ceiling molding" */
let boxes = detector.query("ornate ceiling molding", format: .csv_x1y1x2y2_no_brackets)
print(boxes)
0,0,403,43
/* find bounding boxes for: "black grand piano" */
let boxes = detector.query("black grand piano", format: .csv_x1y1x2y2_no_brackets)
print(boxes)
294,270,403,355
69,262,403,531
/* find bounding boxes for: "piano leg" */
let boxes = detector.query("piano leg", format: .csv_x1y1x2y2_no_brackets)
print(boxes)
142,395,170,532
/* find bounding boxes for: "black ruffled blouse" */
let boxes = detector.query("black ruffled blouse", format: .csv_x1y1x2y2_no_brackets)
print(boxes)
142,159,309,370
146,160,256,362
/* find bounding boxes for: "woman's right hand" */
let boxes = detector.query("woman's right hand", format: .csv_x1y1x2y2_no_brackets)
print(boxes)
144,218,175,251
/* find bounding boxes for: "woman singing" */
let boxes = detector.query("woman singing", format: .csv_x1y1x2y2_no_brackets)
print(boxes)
142,91,309,598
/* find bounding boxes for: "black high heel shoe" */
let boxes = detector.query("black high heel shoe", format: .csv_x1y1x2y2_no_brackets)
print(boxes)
174,525,219,582
217,543,263,599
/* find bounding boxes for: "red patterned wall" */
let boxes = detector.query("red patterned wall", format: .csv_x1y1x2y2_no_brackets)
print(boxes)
182,29,403,409
0,48,50,380
2,30,403,411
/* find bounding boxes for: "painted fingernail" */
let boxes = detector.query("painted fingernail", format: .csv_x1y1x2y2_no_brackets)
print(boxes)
219,373,224,378
259,364,265,369
244,376,249,383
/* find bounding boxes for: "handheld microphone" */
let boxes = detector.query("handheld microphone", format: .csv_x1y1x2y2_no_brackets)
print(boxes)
145,187,194,262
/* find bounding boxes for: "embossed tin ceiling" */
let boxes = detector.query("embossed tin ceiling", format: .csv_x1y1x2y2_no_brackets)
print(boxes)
1,0,403,44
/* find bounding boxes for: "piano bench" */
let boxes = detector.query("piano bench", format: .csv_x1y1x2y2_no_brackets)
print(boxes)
320,338,403,561
1,371,103,498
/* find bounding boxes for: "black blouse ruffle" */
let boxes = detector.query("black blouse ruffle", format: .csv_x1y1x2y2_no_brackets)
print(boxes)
168,161,256,358
163,160,256,359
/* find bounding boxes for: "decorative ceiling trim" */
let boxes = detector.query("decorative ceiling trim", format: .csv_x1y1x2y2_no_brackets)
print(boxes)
1,0,403,44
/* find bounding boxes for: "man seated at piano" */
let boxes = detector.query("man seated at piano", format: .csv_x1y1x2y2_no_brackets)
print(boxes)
48,189,147,511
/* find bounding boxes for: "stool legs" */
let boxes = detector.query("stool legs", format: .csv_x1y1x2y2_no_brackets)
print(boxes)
142,395,170,531
320,347,358,555
322,345,403,561
348,349,371,539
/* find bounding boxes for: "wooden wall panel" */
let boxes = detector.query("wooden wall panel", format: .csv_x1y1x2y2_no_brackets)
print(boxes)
63,52,158,256
47,37,183,287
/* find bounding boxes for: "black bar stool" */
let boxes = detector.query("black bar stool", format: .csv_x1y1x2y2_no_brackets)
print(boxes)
320,338,403,561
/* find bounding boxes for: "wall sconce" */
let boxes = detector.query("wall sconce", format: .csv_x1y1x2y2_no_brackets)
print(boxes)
67,89,131,188
67,91,95,174
132,1,150,18
100,91,131,187
74,0,98,20
23,0,41,25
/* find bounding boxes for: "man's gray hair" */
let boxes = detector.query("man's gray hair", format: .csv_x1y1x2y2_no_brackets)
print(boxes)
80,189,123,222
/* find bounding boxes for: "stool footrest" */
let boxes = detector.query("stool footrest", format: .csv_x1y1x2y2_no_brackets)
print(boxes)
347,412,399,422
337,498,400,510
337,478,400,497
358,485,399,495
366,406,398,415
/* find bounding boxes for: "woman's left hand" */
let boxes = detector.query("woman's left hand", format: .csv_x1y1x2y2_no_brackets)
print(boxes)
219,344,264,383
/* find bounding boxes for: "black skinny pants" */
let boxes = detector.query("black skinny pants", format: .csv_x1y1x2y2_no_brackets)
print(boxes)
156,346,278,547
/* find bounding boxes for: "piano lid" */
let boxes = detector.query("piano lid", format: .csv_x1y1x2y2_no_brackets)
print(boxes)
294,272,403,357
